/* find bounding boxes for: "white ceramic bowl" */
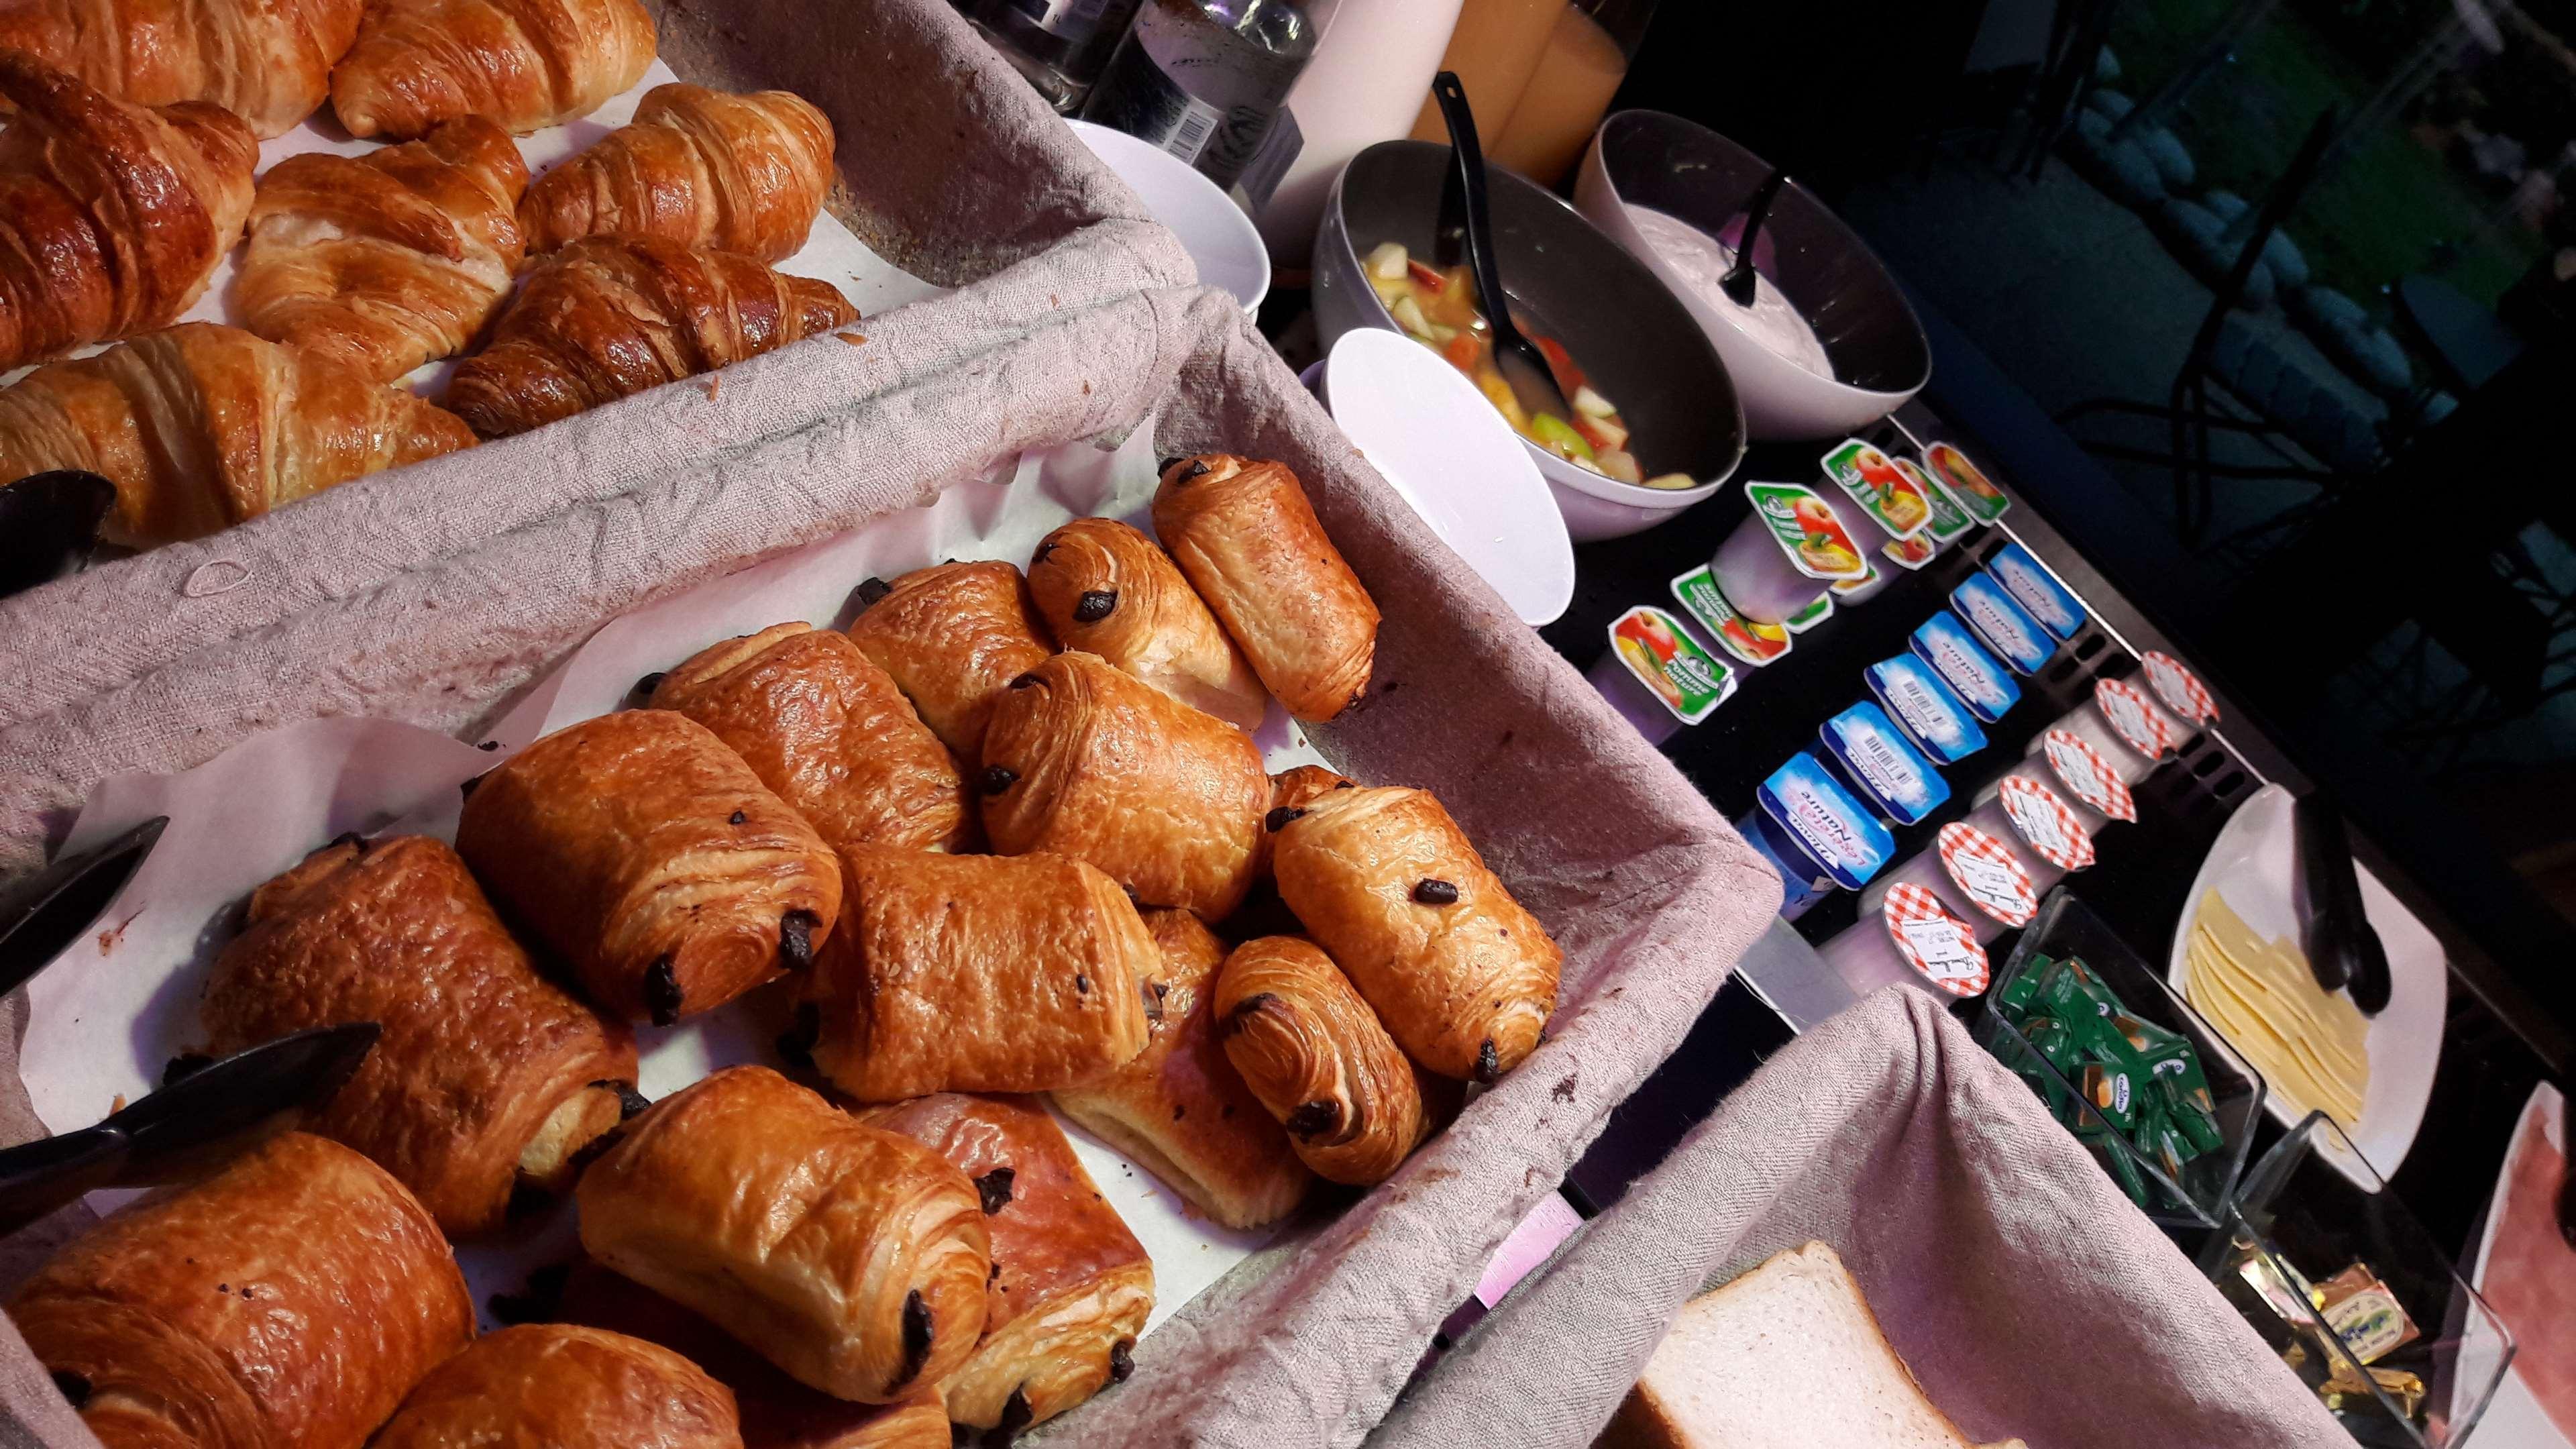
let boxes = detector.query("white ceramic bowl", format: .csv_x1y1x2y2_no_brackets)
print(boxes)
1069,119,1269,313
1574,112,1930,441
1317,329,1574,625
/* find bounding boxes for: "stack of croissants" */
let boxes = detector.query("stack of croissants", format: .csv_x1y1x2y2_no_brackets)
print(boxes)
0,0,861,551
7,452,1565,1449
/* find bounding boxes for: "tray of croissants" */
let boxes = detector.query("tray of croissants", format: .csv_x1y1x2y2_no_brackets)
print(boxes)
4,437,1567,1449
0,0,953,572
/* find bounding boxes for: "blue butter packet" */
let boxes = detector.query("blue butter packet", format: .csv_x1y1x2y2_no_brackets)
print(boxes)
1985,541,2086,643
1910,612,2022,721
1946,575,2056,676
1817,702,1951,826
1865,653,1988,763
1756,753,1896,892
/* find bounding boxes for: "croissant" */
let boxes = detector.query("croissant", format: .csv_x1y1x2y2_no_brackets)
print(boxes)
1212,936,1428,1187
444,236,857,437
0,55,255,372
1270,786,1562,1082
856,1094,1155,1437
577,1066,993,1405
9,1132,474,1449
979,651,1271,919
455,709,844,1026
1271,764,1357,814
1152,453,1379,722
235,116,531,384
650,623,977,856
521,83,836,262
0,0,362,136
845,561,1056,758
1026,517,1267,732
1052,908,1312,1230
0,322,477,546
329,0,657,139
373,1325,741,1449
203,834,638,1235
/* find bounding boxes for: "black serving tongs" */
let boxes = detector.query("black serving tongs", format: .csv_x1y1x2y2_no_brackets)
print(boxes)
1428,71,1577,425
0,816,168,996
2293,790,2392,1016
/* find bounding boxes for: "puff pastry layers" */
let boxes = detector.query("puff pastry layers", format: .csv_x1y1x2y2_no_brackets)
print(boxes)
330,0,657,138
1213,936,1427,1187
0,0,363,136
845,561,1055,758
204,834,637,1234
1026,517,1265,732
1052,910,1311,1229
857,1094,1153,1436
10,1132,473,1449
372,1324,742,1448
805,847,1154,1102
652,623,975,855
521,83,835,261
457,710,843,1026
1151,453,1378,722
577,1066,991,1405
1271,786,1561,1081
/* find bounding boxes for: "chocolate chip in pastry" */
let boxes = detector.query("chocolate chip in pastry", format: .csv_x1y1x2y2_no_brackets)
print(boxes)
1211,936,1428,1187
370,1324,741,1449
1150,453,1377,723
1026,517,1266,732
843,561,1054,757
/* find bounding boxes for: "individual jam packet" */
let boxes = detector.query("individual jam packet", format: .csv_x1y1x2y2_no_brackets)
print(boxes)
1984,541,2087,643
1948,574,2055,676
1921,439,2012,524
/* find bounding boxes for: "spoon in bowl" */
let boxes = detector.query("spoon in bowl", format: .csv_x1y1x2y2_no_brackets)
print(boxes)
1428,71,1574,426
1720,169,1791,307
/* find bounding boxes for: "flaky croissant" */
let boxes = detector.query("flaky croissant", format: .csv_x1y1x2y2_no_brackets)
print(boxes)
1026,517,1267,732
0,54,256,372
521,83,836,262
444,236,857,437
1152,453,1379,722
0,0,362,136
372,1325,743,1449
329,0,657,139
235,116,530,384
845,561,1057,759
0,322,478,546
1212,936,1428,1187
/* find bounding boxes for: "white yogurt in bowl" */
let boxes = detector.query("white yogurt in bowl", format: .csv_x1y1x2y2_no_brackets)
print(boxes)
1625,204,1835,382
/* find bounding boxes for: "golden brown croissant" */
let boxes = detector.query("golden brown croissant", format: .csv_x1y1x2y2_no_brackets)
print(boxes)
845,561,1057,758
235,116,530,384
1026,517,1267,732
650,623,976,856
557,1261,953,1449
856,1094,1154,1437
980,651,1270,919
1270,764,1357,814
1151,453,1379,722
0,0,362,136
800,845,1155,1102
1270,786,1561,1082
443,235,857,437
329,0,657,139
577,1066,993,1405
202,834,638,1235
1212,936,1428,1187
521,83,835,262
0,321,477,546
372,1324,741,1449
9,1132,474,1449
1052,909,1312,1230
455,709,843,1025
0,54,254,371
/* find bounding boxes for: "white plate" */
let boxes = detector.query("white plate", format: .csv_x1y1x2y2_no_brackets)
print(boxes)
1318,329,1575,627
2463,1082,2570,1449
1067,119,1269,314
2163,783,2445,1188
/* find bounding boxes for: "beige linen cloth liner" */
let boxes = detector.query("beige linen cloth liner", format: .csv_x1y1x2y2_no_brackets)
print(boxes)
1373,987,2352,1449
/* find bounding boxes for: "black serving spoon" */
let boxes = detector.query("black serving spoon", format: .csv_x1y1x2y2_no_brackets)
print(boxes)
1720,169,1792,307
0,470,117,600
2294,790,2391,1015
1428,71,1576,425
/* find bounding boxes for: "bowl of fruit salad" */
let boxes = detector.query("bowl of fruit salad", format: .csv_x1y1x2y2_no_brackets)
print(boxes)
1314,140,1746,541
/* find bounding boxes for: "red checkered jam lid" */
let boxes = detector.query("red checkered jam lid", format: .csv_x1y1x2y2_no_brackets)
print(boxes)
1996,775,2097,871
2041,728,2138,822
1935,822,2039,928
2141,651,2218,725
1882,883,1990,995
2092,676,2178,759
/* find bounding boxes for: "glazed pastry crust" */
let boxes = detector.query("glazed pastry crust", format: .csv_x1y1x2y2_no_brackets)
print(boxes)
979,651,1269,919
651,623,976,855
371,1324,741,1449
9,1132,474,1449
0,0,362,137
807,847,1155,1102
1051,910,1311,1230
844,561,1055,758
1270,765,1356,815
1270,786,1561,1081
204,834,637,1235
576,1066,992,1405
520,83,836,262
329,0,656,139
455,709,843,1025
1026,517,1266,732
1150,453,1378,722
1212,936,1427,1187
856,1094,1154,1432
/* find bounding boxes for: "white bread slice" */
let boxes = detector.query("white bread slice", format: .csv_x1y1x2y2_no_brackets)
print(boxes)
1597,1242,2000,1449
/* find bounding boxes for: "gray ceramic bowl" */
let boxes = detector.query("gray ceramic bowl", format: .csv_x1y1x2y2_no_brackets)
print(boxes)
1314,140,1746,541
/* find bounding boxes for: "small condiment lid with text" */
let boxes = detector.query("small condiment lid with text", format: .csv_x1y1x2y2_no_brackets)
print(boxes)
1949,574,2056,676
1883,883,1990,996
1935,822,2039,928
1744,482,1870,582
1901,456,1976,542
1997,775,2096,871
2041,728,2138,822
1820,439,1933,542
2093,676,2178,760
1671,565,1792,667
1922,441,2012,524
2141,651,2219,725
1605,606,1736,724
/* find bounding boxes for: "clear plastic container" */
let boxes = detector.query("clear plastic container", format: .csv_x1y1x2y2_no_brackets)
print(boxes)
1961,773,2096,898
1909,610,2021,722
1589,605,1735,745
1709,481,1866,625
2025,676,2178,786
1864,653,1988,765
1733,753,1894,922
1856,820,2038,945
